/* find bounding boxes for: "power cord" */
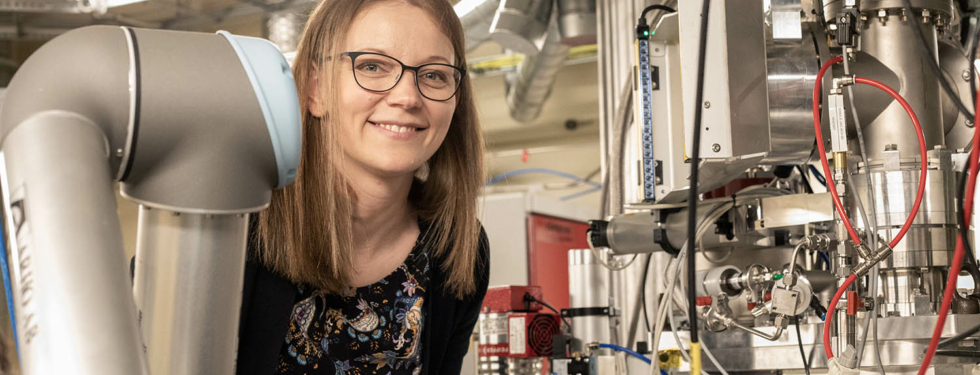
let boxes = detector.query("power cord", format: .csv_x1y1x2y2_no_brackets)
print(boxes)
523,293,572,331
685,3,713,374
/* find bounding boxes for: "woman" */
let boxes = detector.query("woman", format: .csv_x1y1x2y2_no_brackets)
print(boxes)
236,0,489,374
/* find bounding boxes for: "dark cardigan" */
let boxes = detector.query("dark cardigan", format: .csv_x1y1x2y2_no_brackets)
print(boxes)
235,226,490,375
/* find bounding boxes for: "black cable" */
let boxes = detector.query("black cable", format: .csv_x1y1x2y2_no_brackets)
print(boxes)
794,318,811,375
686,0,712,348
969,19,978,109
901,0,975,118
640,254,653,333
934,349,980,358
939,318,980,348
524,293,573,330
640,4,677,22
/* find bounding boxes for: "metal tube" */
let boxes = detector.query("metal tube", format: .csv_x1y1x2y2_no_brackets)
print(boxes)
0,111,147,374
133,207,249,375
568,249,611,352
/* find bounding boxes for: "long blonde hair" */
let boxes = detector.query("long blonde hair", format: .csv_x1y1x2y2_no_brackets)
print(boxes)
257,0,485,298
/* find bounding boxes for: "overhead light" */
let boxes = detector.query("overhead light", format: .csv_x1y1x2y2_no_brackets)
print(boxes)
106,0,149,7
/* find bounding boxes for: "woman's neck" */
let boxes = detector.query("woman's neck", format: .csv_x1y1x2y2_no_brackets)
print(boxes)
345,164,417,255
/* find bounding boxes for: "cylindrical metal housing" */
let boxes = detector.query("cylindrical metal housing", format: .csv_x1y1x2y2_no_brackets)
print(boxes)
852,158,957,316
849,8,947,160
555,0,596,46
568,249,610,352
696,266,742,297
0,112,147,375
132,207,249,375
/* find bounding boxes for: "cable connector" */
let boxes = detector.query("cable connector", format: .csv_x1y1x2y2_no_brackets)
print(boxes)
831,75,856,93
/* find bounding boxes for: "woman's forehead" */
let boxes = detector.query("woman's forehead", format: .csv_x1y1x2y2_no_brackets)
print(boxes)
343,1,456,66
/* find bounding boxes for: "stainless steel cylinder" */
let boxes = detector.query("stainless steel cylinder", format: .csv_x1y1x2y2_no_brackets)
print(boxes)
0,112,147,375
852,156,957,316
132,207,249,375
568,249,610,352
850,8,947,161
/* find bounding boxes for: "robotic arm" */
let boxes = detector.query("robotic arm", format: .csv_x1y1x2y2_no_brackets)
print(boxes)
0,26,301,374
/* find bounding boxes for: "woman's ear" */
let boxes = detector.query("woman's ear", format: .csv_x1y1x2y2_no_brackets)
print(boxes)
308,64,327,117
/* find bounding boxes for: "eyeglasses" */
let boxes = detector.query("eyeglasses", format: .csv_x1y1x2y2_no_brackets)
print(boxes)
340,51,466,102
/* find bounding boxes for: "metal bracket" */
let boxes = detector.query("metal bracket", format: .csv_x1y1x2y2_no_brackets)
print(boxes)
562,307,619,318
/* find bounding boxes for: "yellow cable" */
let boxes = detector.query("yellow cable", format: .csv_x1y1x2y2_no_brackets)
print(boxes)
690,342,702,375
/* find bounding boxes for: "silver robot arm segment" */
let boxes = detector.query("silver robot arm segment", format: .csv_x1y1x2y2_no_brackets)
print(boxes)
0,25,301,374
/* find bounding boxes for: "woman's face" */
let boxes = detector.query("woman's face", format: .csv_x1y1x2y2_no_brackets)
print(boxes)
329,1,458,179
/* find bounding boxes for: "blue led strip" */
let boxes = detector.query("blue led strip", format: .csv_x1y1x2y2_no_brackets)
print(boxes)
637,39,656,201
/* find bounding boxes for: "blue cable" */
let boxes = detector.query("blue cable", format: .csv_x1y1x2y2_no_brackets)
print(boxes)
597,343,671,375
818,252,831,270
0,218,18,357
560,186,602,201
808,165,827,188
487,168,602,188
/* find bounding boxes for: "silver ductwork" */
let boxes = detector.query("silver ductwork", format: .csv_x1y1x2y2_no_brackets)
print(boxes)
504,18,570,122
457,0,503,51
489,0,554,56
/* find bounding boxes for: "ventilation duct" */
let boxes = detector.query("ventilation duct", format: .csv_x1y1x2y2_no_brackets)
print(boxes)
456,0,502,51
505,18,569,122
489,0,553,56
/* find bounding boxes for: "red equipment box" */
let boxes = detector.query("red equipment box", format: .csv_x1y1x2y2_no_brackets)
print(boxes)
478,312,560,358
482,285,543,313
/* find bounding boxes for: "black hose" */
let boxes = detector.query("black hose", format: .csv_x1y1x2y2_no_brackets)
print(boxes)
795,318,811,375
641,254,653,333
901,0,975,118
686,0,712,348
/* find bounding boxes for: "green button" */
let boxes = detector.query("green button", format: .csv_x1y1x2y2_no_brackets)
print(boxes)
772,273,784,280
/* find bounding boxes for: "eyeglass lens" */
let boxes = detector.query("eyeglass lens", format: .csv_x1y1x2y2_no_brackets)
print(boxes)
351,54,461,101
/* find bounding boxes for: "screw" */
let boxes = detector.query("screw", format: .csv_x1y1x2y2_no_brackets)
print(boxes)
703,101,711,108
964,70,972,81
885,144,898,151
712,143,721,152
968,119,975,128
116,148,124,157
877,10,887,23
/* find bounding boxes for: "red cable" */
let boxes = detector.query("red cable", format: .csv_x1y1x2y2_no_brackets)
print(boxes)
853,77,928,249
813,58,931,360
918,69,980,375
823,274,856,359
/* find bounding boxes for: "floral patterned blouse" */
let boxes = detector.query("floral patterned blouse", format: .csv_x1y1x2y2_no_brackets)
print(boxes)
277,239,430,375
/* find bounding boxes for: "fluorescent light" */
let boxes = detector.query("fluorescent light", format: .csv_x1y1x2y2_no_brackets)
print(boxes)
106,0,149,7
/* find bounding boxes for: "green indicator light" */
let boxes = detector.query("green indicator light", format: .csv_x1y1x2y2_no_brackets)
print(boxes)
644,30,649,36
772,273,784,281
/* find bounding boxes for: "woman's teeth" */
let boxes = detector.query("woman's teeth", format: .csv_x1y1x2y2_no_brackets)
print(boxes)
376,123,417,133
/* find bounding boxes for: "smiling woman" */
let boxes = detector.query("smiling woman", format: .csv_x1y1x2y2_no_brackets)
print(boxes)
239,1,490,375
